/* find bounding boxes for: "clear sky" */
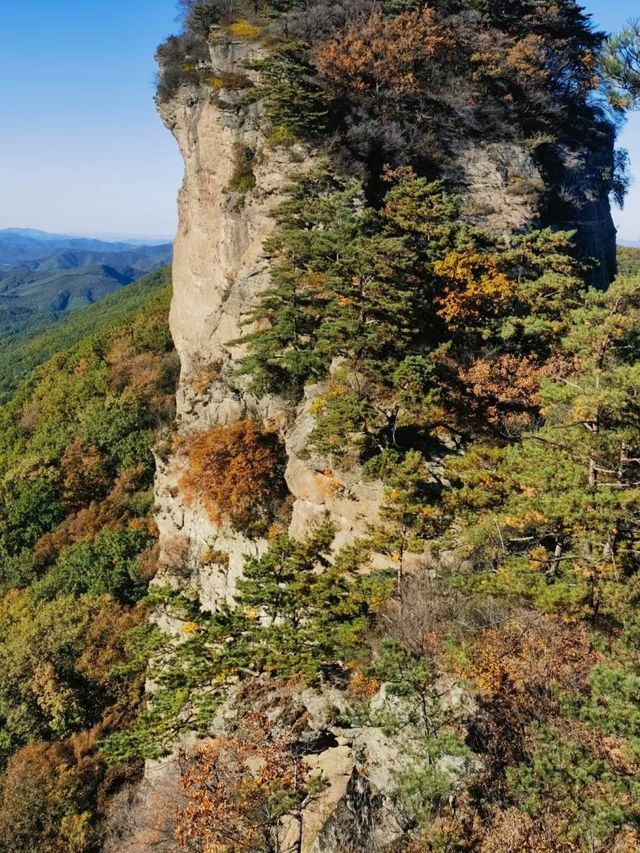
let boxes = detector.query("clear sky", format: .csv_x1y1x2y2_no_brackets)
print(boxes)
0,0,637,241
0,0,182,240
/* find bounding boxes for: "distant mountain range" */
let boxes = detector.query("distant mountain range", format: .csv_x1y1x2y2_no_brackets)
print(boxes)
0,228,170,264
0,230,172,338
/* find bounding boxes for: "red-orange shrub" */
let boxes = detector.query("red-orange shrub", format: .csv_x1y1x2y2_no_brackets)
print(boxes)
60,438,110,511
180,419,287,535
176,714,306,853
313,8,455,98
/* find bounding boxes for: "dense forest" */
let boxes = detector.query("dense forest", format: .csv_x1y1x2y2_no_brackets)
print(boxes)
0,266,171,402
0,270,177,851
2,0,640,850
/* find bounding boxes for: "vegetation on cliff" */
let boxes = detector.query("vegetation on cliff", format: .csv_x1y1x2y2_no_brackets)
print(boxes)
4,0,639,850
138,2,640,851
164,0,622,213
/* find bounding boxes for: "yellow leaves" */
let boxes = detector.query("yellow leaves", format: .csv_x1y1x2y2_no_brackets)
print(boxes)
433,250,516,329
527,545,549,572
573,558,620,587
181,622,200,635
31,662,78,733
300,269,332,299
201,548,230,568
347,669,381,701
461,615,599,703
571,399,598,424
308,397,326,416
227,20,262,41
503,510,546,534
308,382,349,415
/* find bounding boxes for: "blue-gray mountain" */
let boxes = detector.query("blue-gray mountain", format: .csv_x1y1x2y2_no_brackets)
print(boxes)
0,228,168,264
0,232,171,338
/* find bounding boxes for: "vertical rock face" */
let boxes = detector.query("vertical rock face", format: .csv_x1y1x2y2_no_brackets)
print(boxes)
138,34,618,852
541,132,619,289
153,39,386,612
159,40,292,385
449,133,617,287
154,39,308,610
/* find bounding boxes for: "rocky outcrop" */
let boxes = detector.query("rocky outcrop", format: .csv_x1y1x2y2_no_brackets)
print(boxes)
450,140,545,234
153,37,386,612
154,27,617,607
450,133,617,288
133,28,619,852
154,36,310,608
540,130,619,289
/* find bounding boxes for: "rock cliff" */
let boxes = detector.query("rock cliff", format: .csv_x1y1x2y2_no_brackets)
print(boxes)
119,26,619,852
153,33,617,617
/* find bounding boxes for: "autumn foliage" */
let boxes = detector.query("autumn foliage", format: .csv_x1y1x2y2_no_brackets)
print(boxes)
0,281,174,850
0,736,102,853
7,0,627,848
434,251,516,329
180,419,287,534
448,354,559,434
176,714,308,853
458,614,599,709
313,8,455,98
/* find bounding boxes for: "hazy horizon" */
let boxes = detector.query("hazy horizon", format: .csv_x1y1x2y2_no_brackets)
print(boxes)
0,0,181,239
0,226,173,243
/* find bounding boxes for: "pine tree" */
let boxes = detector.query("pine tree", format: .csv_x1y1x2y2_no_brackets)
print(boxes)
600,20,640,110
439,277,640,619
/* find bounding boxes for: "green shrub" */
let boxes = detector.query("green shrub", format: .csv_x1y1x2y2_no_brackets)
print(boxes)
31,528,151,604
228,145,257,195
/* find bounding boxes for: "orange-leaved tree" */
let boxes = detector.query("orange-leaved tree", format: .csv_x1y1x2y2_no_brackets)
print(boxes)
180,419,287,535
312,8,455,99
176,713,312,853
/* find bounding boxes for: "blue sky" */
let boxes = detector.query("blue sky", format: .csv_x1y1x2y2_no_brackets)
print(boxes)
0,0,637,240
0,0,181,239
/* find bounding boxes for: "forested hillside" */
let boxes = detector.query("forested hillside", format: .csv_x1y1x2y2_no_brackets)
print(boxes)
618,245,640,276
0,275,177,851
0,265,171,402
